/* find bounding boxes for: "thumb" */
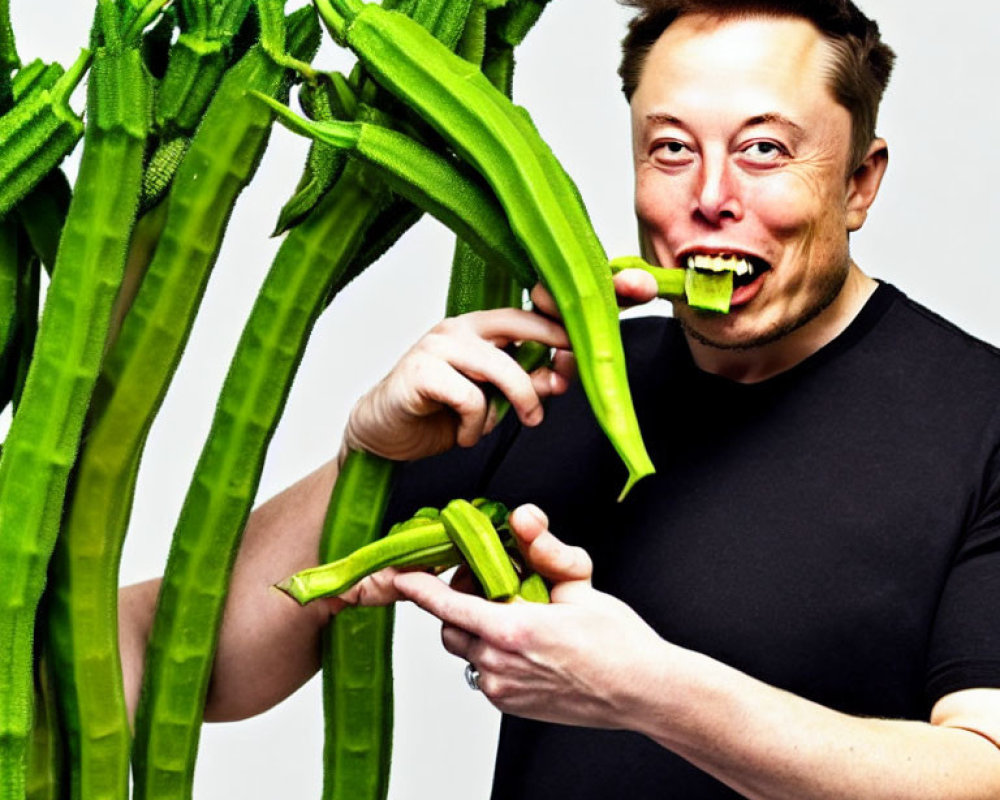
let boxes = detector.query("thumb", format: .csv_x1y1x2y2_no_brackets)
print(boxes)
509,504,593,585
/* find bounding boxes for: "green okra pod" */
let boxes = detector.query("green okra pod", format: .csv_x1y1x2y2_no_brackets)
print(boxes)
260,99,535,289
0,34,152,800
44,13,321,800
320,448,396,800
279,517,459,604
11,59,63,104
609,255,686,297
272,75,349,236
0,48,88,220
129,164,382,800
441,499,521,600
316,0,654,499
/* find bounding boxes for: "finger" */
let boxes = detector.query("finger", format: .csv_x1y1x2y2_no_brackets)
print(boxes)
460,307,569,350
406,356,489,448
441,624,474,658
394,571,507,640
528,366,570,400
550,348,577,382
613,268,659,307
509,505,593,584
528,283,559,319
439,337,548,428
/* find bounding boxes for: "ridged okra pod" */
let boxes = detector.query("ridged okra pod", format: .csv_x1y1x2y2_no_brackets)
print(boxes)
0,49,88,220
318,0,654,498
319,448,396,800
43,13,320,800
131,158,384,800
260,101,534,289
0,39,151,800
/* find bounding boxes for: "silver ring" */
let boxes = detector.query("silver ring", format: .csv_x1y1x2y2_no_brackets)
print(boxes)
464,662,481,691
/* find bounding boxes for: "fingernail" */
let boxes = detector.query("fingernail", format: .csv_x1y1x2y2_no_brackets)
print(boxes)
519,503,547,526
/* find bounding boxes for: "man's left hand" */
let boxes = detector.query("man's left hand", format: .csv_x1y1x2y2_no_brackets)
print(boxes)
392,504,669,729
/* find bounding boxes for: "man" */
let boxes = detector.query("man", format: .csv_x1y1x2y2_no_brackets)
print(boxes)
121,1,1000,797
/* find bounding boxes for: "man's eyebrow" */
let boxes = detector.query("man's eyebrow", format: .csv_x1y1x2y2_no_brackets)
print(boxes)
644,112,683,126
745,113,806,139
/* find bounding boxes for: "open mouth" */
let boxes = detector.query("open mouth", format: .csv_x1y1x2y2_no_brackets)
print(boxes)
682,252,772,289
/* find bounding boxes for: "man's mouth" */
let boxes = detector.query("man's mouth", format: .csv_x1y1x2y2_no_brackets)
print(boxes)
683,252,772,290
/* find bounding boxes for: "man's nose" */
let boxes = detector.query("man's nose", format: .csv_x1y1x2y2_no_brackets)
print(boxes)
695,156,743,225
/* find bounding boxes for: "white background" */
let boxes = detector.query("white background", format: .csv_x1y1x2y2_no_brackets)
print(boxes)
8,0,1000,797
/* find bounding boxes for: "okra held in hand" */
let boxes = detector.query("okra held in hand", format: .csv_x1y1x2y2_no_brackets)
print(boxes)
316,0,654,499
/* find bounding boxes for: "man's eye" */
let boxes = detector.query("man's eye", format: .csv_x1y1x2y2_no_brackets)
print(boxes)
651,140,692,163
741,141,786,162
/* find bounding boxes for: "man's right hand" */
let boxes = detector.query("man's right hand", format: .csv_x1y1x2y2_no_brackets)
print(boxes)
340,269,660,464
341,305,574,462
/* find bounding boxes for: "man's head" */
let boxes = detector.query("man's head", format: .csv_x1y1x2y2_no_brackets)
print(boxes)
626,4,894,365
620,1,895,172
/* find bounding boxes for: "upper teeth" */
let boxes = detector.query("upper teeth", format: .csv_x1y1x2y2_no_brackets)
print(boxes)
687,254,754,276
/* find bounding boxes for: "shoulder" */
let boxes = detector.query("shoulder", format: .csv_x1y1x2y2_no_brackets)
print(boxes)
869,283,1000,391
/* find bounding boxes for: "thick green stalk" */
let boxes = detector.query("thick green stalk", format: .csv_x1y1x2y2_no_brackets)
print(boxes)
131,160,386,800
46,13,320,800
0,44,150,800
320,450,396,800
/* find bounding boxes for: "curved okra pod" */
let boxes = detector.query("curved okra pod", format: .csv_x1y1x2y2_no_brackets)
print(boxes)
441,499,520,600
280,517,460,604
259,98,535,289
0,49,88,220
317,0,654,499
272,75,349,236
0,32,152,800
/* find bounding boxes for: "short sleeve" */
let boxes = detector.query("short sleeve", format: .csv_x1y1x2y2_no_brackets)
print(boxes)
925,436,1000,708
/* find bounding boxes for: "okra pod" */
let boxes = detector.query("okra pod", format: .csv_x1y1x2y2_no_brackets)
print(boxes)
281,517,459,604
44,13,320,800
609,255,685,297
0,36,152,800
317,0,654,498
441,499,521,600
131,160,383,800
0,48,88,220
320,448,396,800
260,100,535,289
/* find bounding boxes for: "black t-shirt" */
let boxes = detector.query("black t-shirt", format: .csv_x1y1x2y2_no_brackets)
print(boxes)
384,283,1000,799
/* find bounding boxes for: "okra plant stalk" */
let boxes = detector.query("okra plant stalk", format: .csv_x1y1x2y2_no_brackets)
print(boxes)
0,2,162,794
47,10,321,800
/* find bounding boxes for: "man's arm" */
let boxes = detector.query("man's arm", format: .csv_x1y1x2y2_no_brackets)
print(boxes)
116,285,597,723
395,505,1000,800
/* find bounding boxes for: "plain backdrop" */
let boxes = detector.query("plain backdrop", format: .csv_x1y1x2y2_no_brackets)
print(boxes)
7,1,1000,797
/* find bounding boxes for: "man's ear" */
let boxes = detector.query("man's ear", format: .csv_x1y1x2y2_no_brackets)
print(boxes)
846,138,889,232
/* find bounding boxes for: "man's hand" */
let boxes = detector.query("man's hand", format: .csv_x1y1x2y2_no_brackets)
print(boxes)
393,504,668,729
343,270,661,464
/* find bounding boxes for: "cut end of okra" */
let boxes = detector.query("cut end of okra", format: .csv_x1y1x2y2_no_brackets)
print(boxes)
685,268,734,314
273,575,310,605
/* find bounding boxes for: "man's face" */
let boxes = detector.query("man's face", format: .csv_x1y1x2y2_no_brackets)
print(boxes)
631,13,862,349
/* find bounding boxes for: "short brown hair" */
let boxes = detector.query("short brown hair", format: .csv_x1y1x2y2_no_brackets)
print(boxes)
618,0,896,170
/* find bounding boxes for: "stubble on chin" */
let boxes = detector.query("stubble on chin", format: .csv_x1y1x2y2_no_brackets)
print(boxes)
679,264,849,352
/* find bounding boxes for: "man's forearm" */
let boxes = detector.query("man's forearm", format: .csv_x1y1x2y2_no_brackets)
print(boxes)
637,644,1000,800
119,458,341,724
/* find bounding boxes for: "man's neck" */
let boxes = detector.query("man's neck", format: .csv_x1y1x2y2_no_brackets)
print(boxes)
686,264,878,384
